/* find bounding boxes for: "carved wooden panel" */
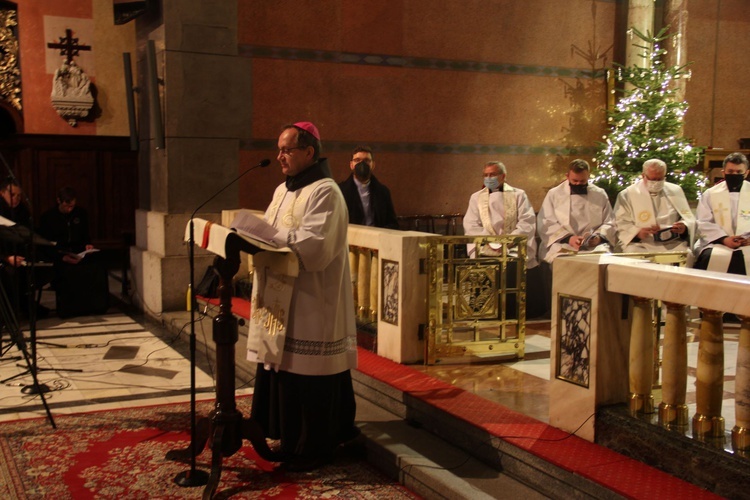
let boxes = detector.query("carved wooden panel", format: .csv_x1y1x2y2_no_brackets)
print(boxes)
0,134,137,250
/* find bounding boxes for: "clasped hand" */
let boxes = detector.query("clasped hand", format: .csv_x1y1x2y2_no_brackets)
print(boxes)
570,234,600,251
637,222,685,240
723,235,750,249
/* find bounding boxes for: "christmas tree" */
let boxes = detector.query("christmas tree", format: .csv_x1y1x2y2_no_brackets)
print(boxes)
593,26,704,201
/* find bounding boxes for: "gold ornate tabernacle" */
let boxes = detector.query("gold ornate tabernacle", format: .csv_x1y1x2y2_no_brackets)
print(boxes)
424,235,527,365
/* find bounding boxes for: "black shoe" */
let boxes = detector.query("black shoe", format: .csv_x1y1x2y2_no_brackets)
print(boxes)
338,430,366,458
339,426,361,445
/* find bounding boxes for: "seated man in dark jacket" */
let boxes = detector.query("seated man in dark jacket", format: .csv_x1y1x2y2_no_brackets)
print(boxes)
338,146,399,229
38,187,107,317
39,187,94,259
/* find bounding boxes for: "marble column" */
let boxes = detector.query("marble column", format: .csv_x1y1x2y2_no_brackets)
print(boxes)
130,1,253,314
663,0,689,102
659,302,688,428
626,0,655,69
732,316,750,453
629,297,655,414
693,309,725,440
349,248,359,307
369,251,379,321
357,248,371,320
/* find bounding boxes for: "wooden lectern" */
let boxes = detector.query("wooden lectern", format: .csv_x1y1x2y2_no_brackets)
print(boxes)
167,219,289,499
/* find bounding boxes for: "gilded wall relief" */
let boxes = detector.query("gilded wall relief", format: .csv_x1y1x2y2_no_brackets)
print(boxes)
0,8,21,111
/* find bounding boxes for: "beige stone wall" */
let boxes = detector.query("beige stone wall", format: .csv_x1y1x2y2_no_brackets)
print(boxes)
683,0,750,150
235,0,750,214
92,0,136,136
236,0,615,213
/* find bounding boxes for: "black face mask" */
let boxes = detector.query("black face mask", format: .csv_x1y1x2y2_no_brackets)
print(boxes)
570,184,588,195
724,173,746,192
354,161,371,182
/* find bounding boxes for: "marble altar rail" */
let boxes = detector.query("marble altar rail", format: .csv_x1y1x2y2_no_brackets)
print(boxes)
550,254,750,452
346,225,430,363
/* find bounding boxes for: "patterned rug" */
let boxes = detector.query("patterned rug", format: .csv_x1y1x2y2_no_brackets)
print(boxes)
0,397,418,499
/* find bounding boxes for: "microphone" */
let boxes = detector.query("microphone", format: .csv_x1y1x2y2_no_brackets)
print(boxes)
190,159,271,220
177,157,270,486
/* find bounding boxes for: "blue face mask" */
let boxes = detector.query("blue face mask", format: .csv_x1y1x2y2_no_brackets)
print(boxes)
484,176,500,191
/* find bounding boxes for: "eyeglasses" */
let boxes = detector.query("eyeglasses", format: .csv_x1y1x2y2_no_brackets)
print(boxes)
277,146,307,156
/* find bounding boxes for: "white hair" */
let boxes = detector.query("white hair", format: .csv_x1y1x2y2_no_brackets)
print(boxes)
642,159,667,175
485,161,507,175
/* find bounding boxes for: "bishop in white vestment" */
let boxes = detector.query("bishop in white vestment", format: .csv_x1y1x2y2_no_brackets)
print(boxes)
614,159,695,258
537,159,616,263
247,122,358,471
695,152,750,275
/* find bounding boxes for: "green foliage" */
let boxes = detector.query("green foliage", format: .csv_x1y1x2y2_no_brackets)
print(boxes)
593,26,705,201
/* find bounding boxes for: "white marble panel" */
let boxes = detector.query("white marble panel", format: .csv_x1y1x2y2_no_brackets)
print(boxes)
549,255,630,442
348,226,432,363
523,334,550,353
508,358,551,381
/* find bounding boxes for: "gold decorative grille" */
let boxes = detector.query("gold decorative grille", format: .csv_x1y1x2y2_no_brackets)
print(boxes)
424,235,527,365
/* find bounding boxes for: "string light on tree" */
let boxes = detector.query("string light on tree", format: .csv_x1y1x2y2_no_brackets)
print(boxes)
592,26,704,201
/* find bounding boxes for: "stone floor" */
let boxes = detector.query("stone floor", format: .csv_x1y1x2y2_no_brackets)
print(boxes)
0,300,233,424
408,317,743,454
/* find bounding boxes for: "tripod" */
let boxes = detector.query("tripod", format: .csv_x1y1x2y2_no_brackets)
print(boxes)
2,270,83,388
0,297,22,362
0,276,55,428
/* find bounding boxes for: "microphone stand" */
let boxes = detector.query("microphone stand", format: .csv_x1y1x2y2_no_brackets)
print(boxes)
172,158,270,488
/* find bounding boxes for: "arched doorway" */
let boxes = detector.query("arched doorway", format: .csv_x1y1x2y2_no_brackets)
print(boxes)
0,102,22,138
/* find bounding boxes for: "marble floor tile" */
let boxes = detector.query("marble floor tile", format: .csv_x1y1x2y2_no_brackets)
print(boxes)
0,311,217,423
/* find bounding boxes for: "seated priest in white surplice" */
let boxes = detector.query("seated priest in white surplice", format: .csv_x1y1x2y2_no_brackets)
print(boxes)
694,152,750,275
537,159,616,264
463,160,544,318
614,159,695,260
463,161,538,266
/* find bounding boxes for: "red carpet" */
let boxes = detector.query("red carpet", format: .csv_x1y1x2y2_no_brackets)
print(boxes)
0,397,418,499
356,348,720,499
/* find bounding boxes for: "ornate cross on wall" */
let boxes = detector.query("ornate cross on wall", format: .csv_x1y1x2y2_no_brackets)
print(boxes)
47,28,94,126
47,28,91,64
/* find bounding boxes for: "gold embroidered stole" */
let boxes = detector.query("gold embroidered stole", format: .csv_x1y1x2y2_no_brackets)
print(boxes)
247,179,331,367
478,184,517,235
706,182,750,273
709,182,750,236
628,182,657,227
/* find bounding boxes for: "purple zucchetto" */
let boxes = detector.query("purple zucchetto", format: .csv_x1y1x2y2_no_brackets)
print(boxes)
292,121,320,140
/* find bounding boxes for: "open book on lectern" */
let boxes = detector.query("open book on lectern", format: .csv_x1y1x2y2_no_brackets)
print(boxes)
186,211,289,259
